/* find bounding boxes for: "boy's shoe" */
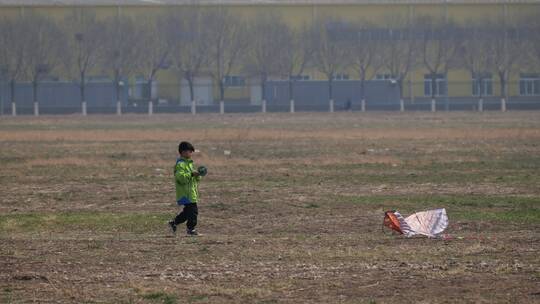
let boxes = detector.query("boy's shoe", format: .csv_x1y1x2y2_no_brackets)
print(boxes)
168,220,177,234
186,229,198,236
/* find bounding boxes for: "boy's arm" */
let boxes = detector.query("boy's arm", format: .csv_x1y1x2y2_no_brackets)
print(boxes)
175,163,192,185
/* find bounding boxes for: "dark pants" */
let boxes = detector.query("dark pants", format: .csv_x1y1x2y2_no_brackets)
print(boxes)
174,203,198,230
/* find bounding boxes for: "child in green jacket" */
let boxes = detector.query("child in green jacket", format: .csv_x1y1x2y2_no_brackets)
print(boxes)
168,141,202,236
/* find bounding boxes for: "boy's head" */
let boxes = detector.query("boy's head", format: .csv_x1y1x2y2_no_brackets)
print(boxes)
178,141,195,159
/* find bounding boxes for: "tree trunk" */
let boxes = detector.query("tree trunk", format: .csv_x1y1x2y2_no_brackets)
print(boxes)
10,79,16,116
499,71,507,112
113,71,122,115
478,78,484,112
81,71,87,116
328,77,334,113
219,80,225,115
188,77,195,105
33,79,39,116
188,76,196,114
431,75,437,113
396,77,405,108
261,75,266,105
288,78,295,113
288,79,294,103
115,76,122,116
360,76,366,112
148,79,153,115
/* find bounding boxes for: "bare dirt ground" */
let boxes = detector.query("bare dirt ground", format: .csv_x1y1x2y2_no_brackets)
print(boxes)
0,112,539,303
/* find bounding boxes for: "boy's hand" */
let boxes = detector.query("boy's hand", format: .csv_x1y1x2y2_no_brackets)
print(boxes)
192,171,200,177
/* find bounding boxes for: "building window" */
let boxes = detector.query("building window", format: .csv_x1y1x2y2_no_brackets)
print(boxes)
472,73,493,96
375,73,392,80
333,73,349,81
424,74,447,97
223,75,245,87
289,75,310,81
519,73,540,96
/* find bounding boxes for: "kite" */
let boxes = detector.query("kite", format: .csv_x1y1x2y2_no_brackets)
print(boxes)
383,208,448,238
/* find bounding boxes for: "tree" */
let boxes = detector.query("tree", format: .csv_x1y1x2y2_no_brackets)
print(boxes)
24,13,65,116
134,17,171,115
101,15,141,115
311,17,349,112
63,10,104,116
244,13,290,113
279,24,313,113
529,16,540,69
0,17,28,116
459,20,494,112
487,18,527,112
379,15,419,111
416,16,460,112
164,9,210,114
205,8,247,114
349,22,383,112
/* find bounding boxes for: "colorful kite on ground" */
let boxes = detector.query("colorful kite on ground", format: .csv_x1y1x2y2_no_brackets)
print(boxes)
383,208,448,237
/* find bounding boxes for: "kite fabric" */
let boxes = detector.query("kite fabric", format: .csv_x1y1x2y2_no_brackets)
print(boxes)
383,208,448,237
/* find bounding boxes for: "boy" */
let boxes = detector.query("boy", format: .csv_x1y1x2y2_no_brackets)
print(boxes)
168,141,202,236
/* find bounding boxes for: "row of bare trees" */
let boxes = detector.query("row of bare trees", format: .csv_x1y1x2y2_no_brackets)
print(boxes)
1,9,539,116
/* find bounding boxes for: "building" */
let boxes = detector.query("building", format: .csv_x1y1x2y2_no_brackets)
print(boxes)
1,0,539,113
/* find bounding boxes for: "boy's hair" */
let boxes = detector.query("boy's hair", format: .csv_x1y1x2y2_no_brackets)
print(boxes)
178,141,195,153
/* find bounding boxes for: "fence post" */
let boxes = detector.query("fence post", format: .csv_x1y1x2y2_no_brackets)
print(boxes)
400,99,405,112
290,99,295,113
478,98,483,112
33,102,39,116
11,102,16,116
329,99,334,113
261,99,266,113
501,98,506,112
220,100,224,114
431,98,436,112
361,99,366,112
191,100,196,115
82,101,87,116
148,100,153,115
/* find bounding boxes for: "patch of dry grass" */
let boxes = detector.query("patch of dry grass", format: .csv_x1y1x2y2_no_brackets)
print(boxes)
1,112,539,303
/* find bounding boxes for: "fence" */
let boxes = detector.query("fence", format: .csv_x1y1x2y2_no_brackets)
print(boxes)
1,80,539,115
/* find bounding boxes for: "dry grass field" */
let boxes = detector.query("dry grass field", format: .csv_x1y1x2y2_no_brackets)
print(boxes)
0,112,539,303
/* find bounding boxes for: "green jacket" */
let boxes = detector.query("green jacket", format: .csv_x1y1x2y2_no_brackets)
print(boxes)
174,157,201,205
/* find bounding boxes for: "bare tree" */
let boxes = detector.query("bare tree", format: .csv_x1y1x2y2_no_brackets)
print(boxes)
24,13,65,116
243,13,290,113
0,17,28,116
416,16,460,112
279,24,313,113
311,17,349,112
63,9,104,116
488,18,527,112
101,15,140,115
459,20,494,112
379,15,419,111
349,22,383,112
205,8,247,114
529,16,540,69
134,17,171,115
165,9,209,114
